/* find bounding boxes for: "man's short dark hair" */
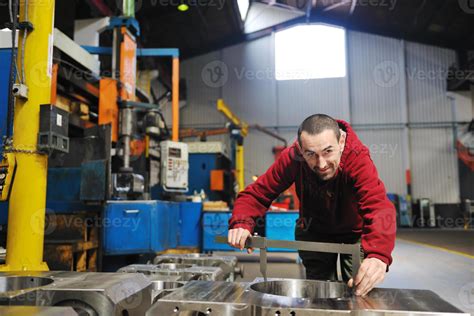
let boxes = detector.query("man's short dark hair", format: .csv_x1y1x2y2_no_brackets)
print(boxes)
297,114,341,145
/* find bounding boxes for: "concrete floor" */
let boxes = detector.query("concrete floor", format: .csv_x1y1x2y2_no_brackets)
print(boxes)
217,233,474,315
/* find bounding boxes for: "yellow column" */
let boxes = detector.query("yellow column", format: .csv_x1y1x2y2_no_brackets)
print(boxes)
236,145,245,192
0,0,54,271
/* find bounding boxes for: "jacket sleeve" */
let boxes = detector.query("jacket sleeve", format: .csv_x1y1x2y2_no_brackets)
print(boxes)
346,150,396,267
229,144,300,232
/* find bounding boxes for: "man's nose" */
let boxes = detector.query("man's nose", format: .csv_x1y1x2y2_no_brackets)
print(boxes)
316,158,327,169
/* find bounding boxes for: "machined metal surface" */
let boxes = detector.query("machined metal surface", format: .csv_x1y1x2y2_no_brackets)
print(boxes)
147,279,469,316
118,263,225,281
153,253,242,281
0,272,152,316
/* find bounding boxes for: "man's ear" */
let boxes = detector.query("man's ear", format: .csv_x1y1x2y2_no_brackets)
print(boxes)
339,129,346,151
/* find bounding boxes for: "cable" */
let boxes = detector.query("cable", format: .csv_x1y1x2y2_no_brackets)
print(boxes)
20,0,28,84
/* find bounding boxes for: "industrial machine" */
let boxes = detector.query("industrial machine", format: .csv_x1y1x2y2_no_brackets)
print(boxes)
0,0,191,272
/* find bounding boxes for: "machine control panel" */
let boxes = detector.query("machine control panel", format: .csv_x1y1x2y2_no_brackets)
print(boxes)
160,141,189,192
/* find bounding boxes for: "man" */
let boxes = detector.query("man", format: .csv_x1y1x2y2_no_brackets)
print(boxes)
228,114,396,297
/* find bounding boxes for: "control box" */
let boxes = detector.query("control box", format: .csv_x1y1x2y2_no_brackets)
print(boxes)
160,141,189,192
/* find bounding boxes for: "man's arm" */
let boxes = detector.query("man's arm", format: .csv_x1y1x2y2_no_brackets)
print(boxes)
228,144,299,249
346,150,396,296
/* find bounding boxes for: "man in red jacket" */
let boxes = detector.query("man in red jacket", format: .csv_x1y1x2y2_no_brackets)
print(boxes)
228,114,396,297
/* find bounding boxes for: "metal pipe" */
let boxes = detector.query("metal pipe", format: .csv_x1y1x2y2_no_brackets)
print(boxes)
172,57,180,141
250,124,287,147
0,0,54,271
120,108,133,169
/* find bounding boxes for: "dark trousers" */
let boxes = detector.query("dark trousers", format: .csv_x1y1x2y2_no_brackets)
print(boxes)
296,226,363,282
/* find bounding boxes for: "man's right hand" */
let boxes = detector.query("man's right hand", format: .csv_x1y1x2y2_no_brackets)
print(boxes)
228,228,253,253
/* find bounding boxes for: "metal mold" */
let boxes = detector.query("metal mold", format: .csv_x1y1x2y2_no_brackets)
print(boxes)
153,253,242,281
150,281,185,303
0,272,153,316
0,276,54,293
118,264,225,281
249,280,351,299
147,280,469,316
155,263,195,270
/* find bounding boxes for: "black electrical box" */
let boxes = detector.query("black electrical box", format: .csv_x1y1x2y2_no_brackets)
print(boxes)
38,104,69,153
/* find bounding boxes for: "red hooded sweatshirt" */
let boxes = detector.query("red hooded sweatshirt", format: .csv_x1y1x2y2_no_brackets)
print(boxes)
229,120,396,266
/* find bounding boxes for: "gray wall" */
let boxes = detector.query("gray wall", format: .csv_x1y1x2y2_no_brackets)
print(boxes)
162,28,473,204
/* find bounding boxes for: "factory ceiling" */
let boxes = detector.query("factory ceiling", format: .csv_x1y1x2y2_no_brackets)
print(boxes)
0,0,472,60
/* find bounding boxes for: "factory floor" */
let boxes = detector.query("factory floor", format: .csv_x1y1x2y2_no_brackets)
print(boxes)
215,228,474,315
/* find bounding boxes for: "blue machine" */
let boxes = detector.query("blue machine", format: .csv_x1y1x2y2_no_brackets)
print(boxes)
265,211,299,252
187,153,233,203
103,200,202,255
202,211,233,251
0,49,12,154
178,202,202,248
103,200,172,254
0,49,13,225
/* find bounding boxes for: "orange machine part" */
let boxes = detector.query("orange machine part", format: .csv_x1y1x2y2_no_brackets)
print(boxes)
99,78,119,142
130,139,146,157
210,170,225,191
119,26,136,101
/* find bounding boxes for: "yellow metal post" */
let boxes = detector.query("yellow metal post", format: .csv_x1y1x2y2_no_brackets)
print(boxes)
0,0,55,271
236,145,245,192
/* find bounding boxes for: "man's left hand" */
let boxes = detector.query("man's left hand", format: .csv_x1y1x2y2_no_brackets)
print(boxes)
347,258,387,297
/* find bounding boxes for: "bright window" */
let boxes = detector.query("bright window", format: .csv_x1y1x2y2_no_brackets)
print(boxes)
237,0,250,21
275,24,346,80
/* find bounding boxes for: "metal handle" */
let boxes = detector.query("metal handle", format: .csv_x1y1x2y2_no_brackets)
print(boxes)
124,209,140,214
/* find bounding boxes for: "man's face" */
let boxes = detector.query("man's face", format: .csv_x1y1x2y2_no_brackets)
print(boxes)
299,129,346,181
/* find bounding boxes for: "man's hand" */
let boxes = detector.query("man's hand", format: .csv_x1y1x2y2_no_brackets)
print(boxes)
347,257,387,297
228,228,253,253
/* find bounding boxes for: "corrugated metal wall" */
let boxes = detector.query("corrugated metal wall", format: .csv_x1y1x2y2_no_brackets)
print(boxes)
406,42,456,123
171,28,464,203
354,128,406,195
348,32,404,124
410,128,459,203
